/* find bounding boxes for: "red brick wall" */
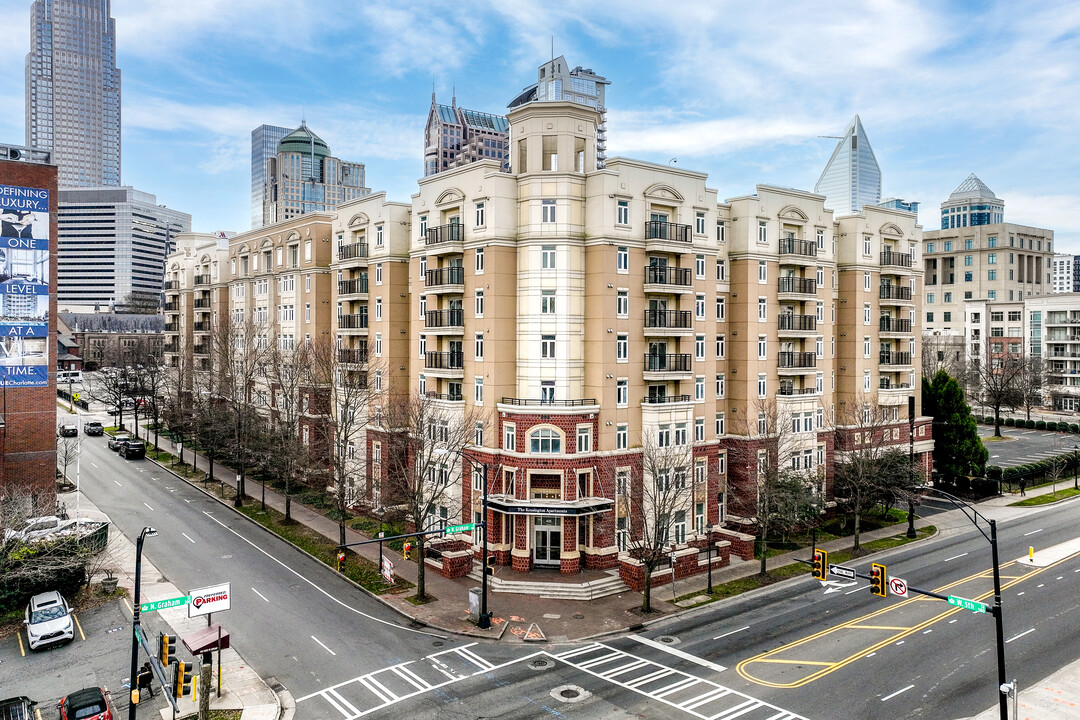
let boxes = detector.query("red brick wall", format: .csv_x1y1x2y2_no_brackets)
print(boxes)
0,159,58,515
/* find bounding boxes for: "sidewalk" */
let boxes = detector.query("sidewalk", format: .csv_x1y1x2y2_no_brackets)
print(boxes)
67,489,282,720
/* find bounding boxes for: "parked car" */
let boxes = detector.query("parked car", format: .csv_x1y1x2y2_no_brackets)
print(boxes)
24,591,74,650
107,434,130,451
119,440,145,460
57,688,112,720
0,695,36,720
83,421,104,436
58,423,78,437
3,515,73,543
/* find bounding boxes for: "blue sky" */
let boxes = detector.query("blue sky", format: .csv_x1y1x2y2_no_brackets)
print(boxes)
1,0,1077,251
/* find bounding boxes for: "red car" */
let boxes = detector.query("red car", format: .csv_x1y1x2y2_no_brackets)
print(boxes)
57,687,112,720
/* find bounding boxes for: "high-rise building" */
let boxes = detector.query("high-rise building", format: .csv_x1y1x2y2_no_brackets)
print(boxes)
251,125,290,229
939,174,1004,229
1051,253,1076,293
56,187,190,312
423,94,510,177
262,123,369,226
25,0,121,187
879,198,919,214
814,115,881,216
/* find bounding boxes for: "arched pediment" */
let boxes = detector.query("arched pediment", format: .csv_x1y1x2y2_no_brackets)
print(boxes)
435,188,465,207
643,183,685,203
879,222,905,238
237,244,250,254
778,205,809,223
259,238,274,248
199,254,211,264
169,262,180,271
284,231,302,242
348,213,369,228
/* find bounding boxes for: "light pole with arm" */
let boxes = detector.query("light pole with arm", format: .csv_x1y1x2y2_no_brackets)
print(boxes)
128,526,157,719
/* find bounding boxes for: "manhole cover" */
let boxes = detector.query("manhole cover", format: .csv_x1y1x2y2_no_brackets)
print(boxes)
573,613,585,619
530,659,551,670
433,641,444,647
656,635,680,645
560,689,580,699
551,685,590,703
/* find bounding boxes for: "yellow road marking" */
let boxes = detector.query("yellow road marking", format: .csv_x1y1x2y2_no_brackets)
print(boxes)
17,630,25,656
847,625,910,631
738,556,1071,688
73,612,85,641
34,708,42,720
122,597,133,615
751,658,834,666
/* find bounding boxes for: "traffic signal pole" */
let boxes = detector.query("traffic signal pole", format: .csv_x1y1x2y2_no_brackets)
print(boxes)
990,519,1008,720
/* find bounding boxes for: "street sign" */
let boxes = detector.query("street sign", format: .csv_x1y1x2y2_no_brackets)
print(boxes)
829,564,856,580
947,595,988,613
889,576,909,598
140,595,189,614
188,582,231,618
381,555,394,583
72,392,80,402
445,523,475,534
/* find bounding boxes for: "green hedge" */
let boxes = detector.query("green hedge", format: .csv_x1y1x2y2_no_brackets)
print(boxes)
1036,421,1047,430
1005,417,1015,427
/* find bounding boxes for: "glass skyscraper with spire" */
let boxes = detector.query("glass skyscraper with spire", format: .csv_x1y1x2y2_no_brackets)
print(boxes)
814,115,880,216
25,0,121,187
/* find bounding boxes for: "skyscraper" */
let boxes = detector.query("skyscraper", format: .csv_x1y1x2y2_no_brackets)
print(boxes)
814,115,881,215
25,0,121,187
939,173,1004,229
251,124,290,229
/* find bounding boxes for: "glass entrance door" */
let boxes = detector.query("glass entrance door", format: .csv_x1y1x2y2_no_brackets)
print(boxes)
534,517,562,566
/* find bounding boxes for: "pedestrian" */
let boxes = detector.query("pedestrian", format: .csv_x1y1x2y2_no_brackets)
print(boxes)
1019,478,1027,496
137,661,155,698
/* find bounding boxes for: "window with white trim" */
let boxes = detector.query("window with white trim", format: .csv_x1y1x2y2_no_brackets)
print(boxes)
474,376,484,404
475,248,485,273
542,200,556,223
617,246,628,272
716,373,725,397
616,333,628,362
475,333,484,360
758,373,767,398
616,379,628,407
542,245,556,268
503,423,516,451
475,291,484,317
577,425,592,453
716,412,725,436
616,424,628,450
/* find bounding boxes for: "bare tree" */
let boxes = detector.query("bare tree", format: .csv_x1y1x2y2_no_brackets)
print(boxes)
378,389,485,602
921,332,969,384
56,435,80,484
264,343,313,520
626,428,696,613
729,398,819,576
970,339,1025,437
84,345,132,430
1018,354,1044,422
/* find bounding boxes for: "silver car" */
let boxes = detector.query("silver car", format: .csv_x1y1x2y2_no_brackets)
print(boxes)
24,591,74,650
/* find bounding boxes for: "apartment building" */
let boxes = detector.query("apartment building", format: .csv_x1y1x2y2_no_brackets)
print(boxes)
1024,295,1080,411
163,232,231,371
1051,253,1078,293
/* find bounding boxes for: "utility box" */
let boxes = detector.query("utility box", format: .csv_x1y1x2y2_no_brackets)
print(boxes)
468,587,481,623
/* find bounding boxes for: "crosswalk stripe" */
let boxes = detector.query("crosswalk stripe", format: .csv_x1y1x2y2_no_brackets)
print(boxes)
326,688,361,719
390,665,431,691
710,698,761,719
579,650,624,669
557,643,603,660
627,668,678,689
358,676,395,705
680,686,731,710
651,675,700,696
456,646,494,670
601,659,650,678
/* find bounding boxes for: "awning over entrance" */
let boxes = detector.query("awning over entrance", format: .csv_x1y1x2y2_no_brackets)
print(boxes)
487,496,613,517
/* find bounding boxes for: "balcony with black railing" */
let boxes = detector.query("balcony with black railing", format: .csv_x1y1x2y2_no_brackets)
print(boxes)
643,310,693,330
163,342,179,354
164,280,180,290
643,265,693,290
194,274,211,285
425,266,466,290
880,250,914,268
879,284,913,301
425,309,465,329
338,313,368,330
879,351,913,366
163,302,179,312
641,394,693,404
879,379,913,390
645,220,692,243
879,317,913,334
777,277,817,295
338,347,368,364
426,391,464,402
643,353,692,372
194,321,210,332
778,382,817,396
425,351,464,370
778,351,817,369
778,314,817,332
425,223,464,246
338,278,368,295
779,237,818,259
193,344,208,356
194,297,211,309
500,397,597,407
164,322,179,333
337,242,369,261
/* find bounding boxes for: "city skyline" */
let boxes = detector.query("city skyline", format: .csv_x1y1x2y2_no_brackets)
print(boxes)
0,0,1076,250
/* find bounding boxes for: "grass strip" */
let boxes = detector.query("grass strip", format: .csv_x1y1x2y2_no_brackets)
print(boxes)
1010,487,1080,506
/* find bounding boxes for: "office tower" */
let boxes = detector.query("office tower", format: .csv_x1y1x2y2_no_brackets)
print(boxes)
423,93,510,177
26,0,121,187
262,123,369,225
56,187,190,312
814,115,881,215
251,125,290,229
939,174,1004,229
1051,254,1076,293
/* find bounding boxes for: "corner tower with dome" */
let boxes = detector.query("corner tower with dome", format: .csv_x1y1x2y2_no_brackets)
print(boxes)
262,121,370,225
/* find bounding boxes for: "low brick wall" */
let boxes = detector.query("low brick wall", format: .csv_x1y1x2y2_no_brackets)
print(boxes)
617,541,731,592
425,549,474,579
716,529,756,560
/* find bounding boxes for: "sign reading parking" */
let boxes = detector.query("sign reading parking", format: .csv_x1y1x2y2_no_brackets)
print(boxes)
888,577,909,598
188,582,231,617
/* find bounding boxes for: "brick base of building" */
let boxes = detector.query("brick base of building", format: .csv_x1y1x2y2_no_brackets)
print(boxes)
618,543,731,592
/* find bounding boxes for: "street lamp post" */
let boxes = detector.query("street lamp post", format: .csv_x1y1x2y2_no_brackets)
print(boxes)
907,396,917,538
477,461,491,630
912,486,1008,720
1073,444,1078,491
705,523,713,595
128,526,157,719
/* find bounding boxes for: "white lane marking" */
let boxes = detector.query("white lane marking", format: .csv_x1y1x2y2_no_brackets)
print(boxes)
251,588,269,603
91,462,98,468
882,684,915,701
712,626,750,641
1017,592,1025,596
949,619,958,624
923,629,933,634
629,634,727,673
1024,529,1043,536
311,636,336,655
114,480,122,486
845,587,863,595
1038,584,1045,588
867,652,876,657
1006,629,1035,644
944,553,968,562
181,533,195,544
202,511,445,639
143,503,153,511
991,455,1000,458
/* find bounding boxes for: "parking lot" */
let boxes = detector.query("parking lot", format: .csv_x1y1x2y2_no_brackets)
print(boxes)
979,425,1080,468
0,595,173,716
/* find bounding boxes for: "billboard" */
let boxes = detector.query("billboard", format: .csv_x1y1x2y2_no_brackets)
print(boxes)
0,183,49,387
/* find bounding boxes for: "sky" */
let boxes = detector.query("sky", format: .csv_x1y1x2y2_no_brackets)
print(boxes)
1,0,1078,251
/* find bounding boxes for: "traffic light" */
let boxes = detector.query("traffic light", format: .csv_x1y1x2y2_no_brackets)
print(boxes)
811,549,828,581
159,632,175,666
870,563,887,597
172,660,194,698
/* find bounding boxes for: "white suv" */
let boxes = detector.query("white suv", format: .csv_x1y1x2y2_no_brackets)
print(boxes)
24,591,74,650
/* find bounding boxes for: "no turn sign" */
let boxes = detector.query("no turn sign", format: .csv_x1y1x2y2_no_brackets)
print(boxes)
889,577,909,598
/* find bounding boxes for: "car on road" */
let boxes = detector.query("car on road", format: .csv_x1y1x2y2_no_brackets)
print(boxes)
83,421,104,436
57,688,112,720
24,591,74,650
58,423,78,437
107,434,130,451
119,440,145,460
0,695,36,720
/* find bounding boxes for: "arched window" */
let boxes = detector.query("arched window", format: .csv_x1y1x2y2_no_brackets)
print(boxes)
529,427,562,454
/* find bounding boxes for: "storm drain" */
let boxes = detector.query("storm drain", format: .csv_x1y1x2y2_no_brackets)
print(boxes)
529,658,551,670
551,685,590,703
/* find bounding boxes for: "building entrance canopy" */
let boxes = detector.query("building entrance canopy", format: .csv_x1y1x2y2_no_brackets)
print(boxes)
488,496,612,517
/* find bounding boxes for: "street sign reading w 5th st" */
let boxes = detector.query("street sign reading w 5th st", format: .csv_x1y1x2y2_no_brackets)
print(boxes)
140,596,188,614
947,595,988,613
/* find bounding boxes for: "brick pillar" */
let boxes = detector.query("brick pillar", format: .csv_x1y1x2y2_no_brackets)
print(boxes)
512,515,531,572
560,518,580,574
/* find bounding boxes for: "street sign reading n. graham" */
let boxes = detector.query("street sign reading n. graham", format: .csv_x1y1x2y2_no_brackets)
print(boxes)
188,582,231,617
140,595,188,614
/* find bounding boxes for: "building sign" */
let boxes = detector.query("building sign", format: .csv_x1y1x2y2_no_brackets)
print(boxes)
0,184,49,387
188,582,231,617
489,499,613,517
